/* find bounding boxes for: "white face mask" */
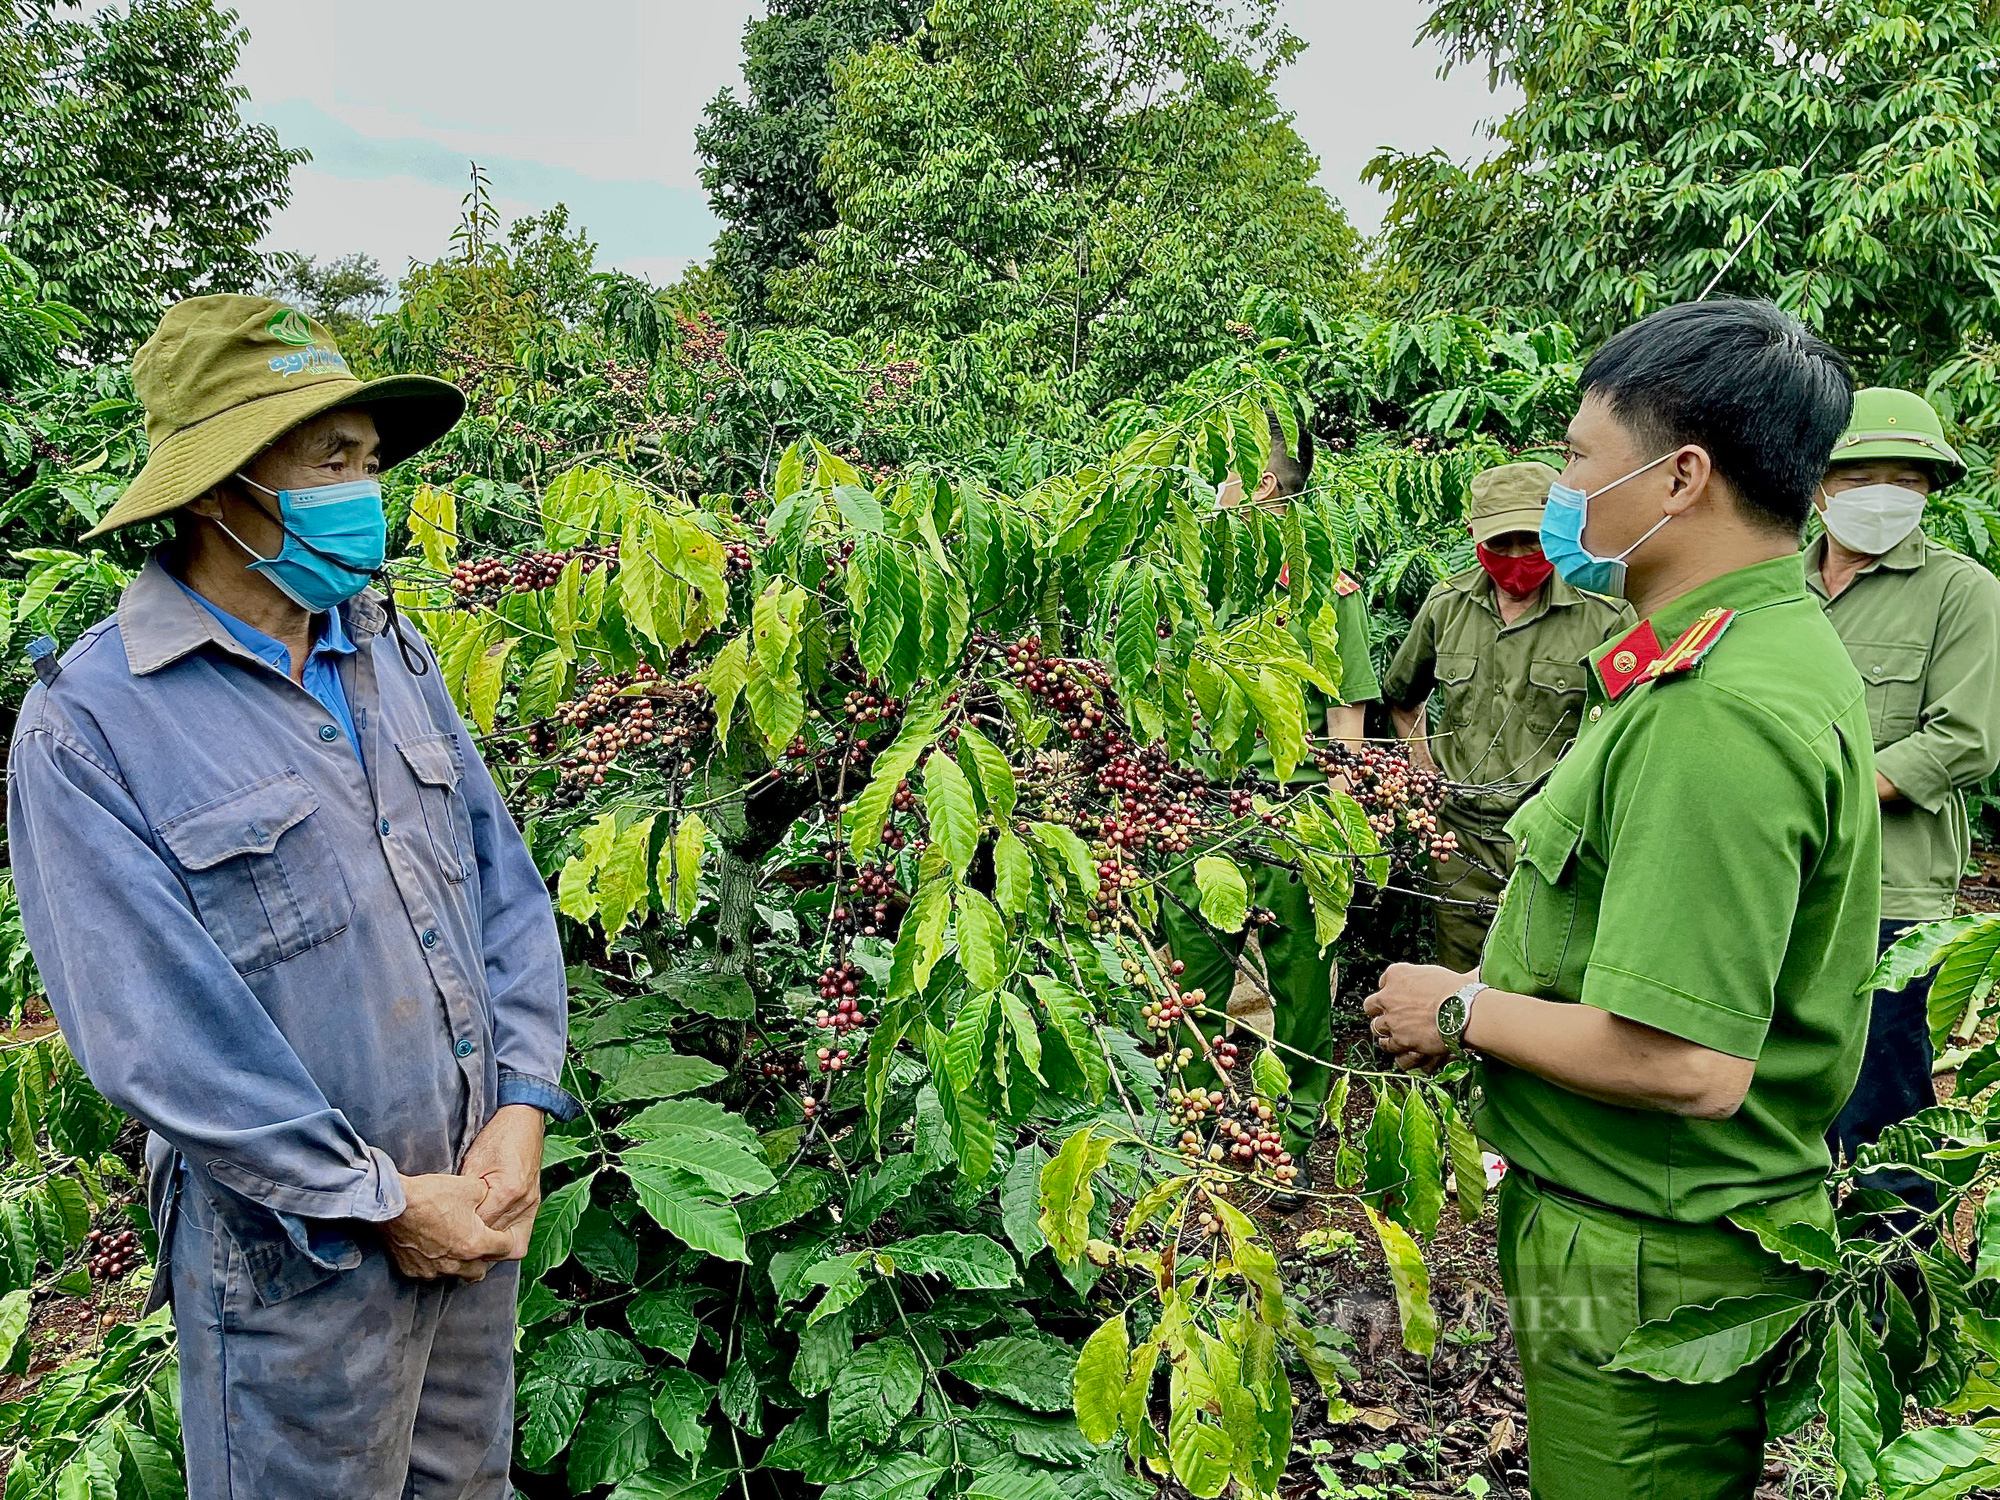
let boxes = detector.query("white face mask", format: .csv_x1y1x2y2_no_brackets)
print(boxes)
1819,483,1928,556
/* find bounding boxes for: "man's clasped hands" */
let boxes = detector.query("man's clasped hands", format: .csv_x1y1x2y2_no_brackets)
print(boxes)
381,1104,546,1281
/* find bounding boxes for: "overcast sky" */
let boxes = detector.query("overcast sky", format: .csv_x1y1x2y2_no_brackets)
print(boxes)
223,0,1516,284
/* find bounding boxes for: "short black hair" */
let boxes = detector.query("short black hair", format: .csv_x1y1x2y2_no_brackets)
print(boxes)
1579,299,1854,533
1266,412,1314,499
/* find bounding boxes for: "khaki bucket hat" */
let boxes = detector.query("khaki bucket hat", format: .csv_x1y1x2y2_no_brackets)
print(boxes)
1468,460,1559,544
85,294,465,538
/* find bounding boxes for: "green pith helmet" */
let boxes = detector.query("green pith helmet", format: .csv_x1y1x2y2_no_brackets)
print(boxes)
1827,387,1965,486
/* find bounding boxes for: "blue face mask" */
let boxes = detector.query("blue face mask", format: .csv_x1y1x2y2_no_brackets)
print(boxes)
219,474,387,612
1540,449,1680,597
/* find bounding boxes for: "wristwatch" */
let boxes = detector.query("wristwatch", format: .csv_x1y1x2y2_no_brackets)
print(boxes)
1436,980,1487,1055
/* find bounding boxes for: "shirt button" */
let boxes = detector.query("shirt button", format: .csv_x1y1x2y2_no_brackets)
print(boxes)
1871,665,1883,675
421,928,438,948
1588,706,1603,722
319,724,339,741
380,819,391,836
455,1038,475,1058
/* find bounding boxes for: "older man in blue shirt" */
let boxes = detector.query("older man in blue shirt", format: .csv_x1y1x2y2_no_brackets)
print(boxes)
6,296,574,1498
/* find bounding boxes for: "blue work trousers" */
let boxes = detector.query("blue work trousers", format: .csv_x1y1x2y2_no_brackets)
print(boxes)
168,1175,518,1499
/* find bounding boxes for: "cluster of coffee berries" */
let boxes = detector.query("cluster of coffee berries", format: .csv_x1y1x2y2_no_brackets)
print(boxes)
861,359,922,410
449,546,616,607
1315,742,1458,861
1217,1101,1297,1182
834,864,900,938
815,1045,852,1075
676,313,729,368
1225,320,1257,341
528,666,714,792
813,961,871,1032
1227,788,1257,818
748,1048,805,1084
801,1095,819,1118
842,686,902,727
1004,636,1114,743
1169,1086,1227,1129
87,1226,142,1281
1212,1038,1241,1071
1140,991,1195,1039
725,541,754,578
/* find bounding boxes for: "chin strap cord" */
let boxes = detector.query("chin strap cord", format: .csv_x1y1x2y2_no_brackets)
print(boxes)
378,584,431,677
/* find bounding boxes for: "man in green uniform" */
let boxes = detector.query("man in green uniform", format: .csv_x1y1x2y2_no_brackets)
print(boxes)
1384,462,1632,969
1809,388,2000,1215
1164,421,1380,1166
1366,300,1877,1500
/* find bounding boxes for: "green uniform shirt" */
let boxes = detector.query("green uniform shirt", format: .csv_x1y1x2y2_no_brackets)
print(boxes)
1805,531,2000,921
1382,569,1633,830
1475,554,1881,1223
1245,578,1379,785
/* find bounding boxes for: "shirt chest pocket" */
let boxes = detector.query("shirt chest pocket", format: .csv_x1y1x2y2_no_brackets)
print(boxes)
156,772,354,974
1526,657,1586,734
1432,653,1477,730
1852,642,1928,745
1498,794,1585,988
396,733,477,883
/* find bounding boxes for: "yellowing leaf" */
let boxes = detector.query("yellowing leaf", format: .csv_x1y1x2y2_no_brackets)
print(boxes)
1074,1313,1130,1445
597,815,658,934
408,484,457,574
666,813,707,924
703,632,751,745
1038,1125,1111,1265
466,634,517,734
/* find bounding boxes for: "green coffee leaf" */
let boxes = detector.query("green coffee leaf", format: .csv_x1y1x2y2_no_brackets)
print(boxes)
1192,855,1248,932
1607,1294,1814,1383
923,752,980,879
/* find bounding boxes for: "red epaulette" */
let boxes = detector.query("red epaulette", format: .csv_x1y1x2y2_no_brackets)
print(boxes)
1592,608,1735,701
1334,571,1361,597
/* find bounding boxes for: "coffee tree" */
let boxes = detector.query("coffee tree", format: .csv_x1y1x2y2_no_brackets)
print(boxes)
386,343,1474,1499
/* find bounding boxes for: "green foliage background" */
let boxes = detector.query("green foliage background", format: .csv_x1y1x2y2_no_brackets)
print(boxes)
1,3,2000,1500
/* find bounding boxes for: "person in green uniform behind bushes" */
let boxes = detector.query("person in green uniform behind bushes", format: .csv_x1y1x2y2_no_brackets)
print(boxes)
1366,299,1878,1500
1384,462,1632,970
1160,417,1379,1172
1809,388,2000,1221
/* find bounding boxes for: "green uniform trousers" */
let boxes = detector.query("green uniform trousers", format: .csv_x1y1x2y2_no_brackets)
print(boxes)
1497,1170,1822,1500
1431,819,1513,974
1164,864,1334,1153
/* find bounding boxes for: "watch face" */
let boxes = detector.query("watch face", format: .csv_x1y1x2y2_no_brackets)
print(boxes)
1438,994,1467,1038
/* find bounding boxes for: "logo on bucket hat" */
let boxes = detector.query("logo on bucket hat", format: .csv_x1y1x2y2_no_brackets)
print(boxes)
267,307,314,346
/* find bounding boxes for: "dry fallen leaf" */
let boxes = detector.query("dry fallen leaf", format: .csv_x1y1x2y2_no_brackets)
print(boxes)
1487,1415,1518,1455
1346,1405,1401,1432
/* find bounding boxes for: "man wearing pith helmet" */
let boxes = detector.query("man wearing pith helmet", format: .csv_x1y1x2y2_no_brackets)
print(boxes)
1383,461,1632,969
5,295,576,1497
1811,387,2000,1225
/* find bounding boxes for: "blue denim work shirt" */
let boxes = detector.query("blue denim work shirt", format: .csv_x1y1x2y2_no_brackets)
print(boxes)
169,571,362,762
6,560,577,1299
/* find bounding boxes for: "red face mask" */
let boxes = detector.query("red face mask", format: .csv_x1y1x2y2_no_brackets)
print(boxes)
1477,543,1555,600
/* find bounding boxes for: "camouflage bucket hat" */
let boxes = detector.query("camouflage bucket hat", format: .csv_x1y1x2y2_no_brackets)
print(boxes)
1826,387,1965,487
1468,460,1560,544
85,294,465,538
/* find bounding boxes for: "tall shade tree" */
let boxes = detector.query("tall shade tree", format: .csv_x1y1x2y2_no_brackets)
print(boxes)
697,0,924,320
773,0,1359,410
1365,0,2000,379
0,0,304,357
